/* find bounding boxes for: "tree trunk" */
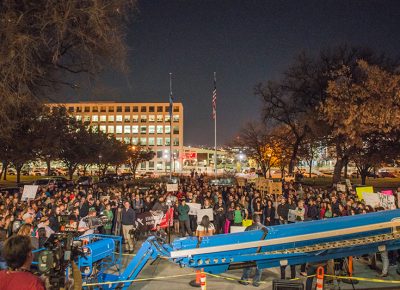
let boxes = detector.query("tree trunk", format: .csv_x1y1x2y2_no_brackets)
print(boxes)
0,161,6,179
333,158,343,184
68,165,76,180
16,164,23,184
3,162,8,180
289,138,301,174
260,162,267,178
361,172,367,185
344,160,348,179
308,160,313,178
46,159,51,176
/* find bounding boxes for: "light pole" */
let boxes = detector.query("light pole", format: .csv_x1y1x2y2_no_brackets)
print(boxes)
98,154,102,179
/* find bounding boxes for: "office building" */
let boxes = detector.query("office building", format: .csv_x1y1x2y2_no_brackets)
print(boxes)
49,101,183,173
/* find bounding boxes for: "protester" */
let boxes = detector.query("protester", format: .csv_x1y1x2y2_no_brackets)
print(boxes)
121,201,135,253
195,215,215,237
178,199,192,236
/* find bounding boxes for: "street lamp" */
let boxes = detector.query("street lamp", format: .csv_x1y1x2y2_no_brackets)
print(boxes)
98,154,102,179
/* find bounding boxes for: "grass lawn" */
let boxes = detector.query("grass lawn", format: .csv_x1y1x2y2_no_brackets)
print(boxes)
302,176,400,190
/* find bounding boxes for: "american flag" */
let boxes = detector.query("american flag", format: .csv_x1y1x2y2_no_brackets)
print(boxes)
212,73,217,120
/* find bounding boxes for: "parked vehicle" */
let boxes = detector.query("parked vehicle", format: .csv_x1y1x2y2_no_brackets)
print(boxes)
76,176,93,186
33,177,73,188
120,172,134,180
6,168,16,175
379,171,397,178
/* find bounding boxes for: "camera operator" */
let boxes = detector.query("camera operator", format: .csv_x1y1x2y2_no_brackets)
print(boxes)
49,207,61,232
78,208,97,236
0,235,45,290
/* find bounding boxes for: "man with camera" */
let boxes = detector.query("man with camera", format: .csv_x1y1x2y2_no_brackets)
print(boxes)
121,201,135,253
0,235,45,290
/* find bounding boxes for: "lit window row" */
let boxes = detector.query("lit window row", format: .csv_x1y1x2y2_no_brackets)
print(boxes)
69,105,180,113
96,125,179,134
75,114,179,123
114,137,180,146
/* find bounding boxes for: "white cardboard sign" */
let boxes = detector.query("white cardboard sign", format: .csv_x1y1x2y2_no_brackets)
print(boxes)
21,185,39,201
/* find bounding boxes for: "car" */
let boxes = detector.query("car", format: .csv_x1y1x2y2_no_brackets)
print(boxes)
76,176,93,186
33,177,73,188
99,174,120,184
379,171,397,178
120,172,134,180
6,169,16,175
31,169,45,176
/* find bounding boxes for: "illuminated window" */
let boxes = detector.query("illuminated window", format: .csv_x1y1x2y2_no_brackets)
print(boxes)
173,138,179,146
132,125,138,134
156,161,163,170
116,125,122,134
173,115,179,122
92,115,99,122
165,115,171,122
116,137,122,142
140,126,147,134
149,161,155,169
173,126,179,134
99,125,106,133
124,137,131,144
140,162,146,169
100,115,107,122
140,137,147,145
108,115,115,122
140,115,147,122
148,137,155,146
132,137,139,145
76,115,82,121
157,115,163,122
132,115,139,123
124,125,131,134
84,116,90,122
156,125,163,134
124,115,130,122
165,138,170,146
157,138,163,146
165,125,170,134
148,125,155,134
116,115,123,122
107,126,114,134
149,115,155,122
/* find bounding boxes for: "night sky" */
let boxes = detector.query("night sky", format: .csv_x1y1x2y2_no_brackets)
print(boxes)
59,0,400,146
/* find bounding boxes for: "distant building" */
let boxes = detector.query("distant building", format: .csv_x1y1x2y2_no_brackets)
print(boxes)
48,101,183,173
182,146,233,173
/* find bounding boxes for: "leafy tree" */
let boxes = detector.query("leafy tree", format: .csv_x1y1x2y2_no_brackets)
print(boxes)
127,145,155,178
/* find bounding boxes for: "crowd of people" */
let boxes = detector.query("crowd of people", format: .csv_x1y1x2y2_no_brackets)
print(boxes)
0,173,399,288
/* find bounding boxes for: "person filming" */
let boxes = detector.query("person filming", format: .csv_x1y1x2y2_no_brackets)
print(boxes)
0,235,45,290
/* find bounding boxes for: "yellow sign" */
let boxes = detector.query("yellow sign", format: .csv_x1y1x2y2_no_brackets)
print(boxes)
356,186,374,200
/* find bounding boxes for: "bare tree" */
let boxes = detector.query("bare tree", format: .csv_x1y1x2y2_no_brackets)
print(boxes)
0,0,136,136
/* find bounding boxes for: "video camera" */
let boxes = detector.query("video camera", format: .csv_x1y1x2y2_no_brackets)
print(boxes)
37,231,83,289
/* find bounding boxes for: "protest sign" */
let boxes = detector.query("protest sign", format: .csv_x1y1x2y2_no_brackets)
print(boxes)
134,208,174,231
242,219,253,227
187,203,201,215
345,179,352,190
362,192,396,209
356,186,374,200
336,184,346,192
380,190,393,195
230,226,246,233
21,185,39,201
166,183,178,192
268,182,282,195
237,178,246,187
197,208,214,223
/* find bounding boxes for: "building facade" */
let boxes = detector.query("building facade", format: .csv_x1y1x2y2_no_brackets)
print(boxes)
51,101,184,173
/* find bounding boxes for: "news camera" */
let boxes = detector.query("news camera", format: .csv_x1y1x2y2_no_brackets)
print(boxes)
37,231,83,289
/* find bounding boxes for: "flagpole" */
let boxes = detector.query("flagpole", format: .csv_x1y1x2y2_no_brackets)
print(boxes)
214,72,217,180
169,73,173,182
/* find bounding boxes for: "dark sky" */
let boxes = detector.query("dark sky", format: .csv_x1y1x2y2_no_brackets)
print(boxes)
62,0,400,146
